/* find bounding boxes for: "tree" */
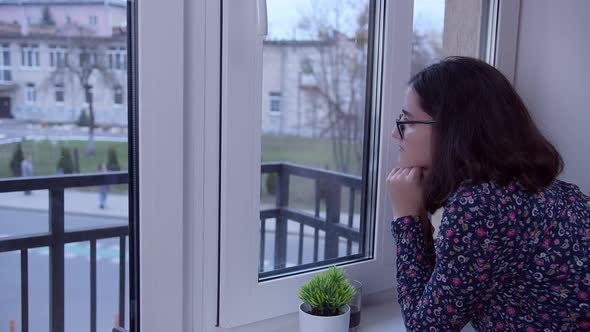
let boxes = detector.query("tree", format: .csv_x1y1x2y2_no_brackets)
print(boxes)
43,22,122,155
41,6,56,26
9,142,24,176
294,2,442,174
294,1,369,174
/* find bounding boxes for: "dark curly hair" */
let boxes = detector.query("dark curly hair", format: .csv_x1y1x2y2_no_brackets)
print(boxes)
409,56,564,214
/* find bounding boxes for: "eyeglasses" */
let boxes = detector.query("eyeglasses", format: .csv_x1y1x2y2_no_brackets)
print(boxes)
396,113,435,139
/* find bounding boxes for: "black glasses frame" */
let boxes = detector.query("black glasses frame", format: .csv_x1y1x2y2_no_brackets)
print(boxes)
395,113,435,139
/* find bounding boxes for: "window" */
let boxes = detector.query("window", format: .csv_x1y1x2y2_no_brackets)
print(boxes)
89,15,97,25
0,44,11,82
411,0,498,233
83,84,92,104
49,45,67,68
108,47,127,70
0,2,136,332
217,0,504,327
258,0,376,278
79,49,97,67
268,92,281,114
54,84,64,103
219,0,387,326
20,44,40,68
114,86,123,105
411,0,497,76
25,83,36,103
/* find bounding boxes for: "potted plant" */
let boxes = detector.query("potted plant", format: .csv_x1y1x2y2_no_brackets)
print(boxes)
298,266,356,332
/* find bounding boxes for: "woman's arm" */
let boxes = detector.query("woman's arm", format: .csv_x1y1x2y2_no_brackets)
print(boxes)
391,187,510,331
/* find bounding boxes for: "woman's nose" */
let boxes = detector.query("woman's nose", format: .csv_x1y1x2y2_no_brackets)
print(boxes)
392,127,401,140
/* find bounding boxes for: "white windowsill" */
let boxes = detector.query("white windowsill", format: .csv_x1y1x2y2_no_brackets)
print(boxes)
227,289,477,331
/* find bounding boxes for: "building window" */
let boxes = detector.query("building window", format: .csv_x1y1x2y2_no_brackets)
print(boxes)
79,50,97,67
114,86,123,105
49,46,67,68
269,92,281,114
0,44,11,82
84,85,93,104
54,84,65,103
89,15,97,25
21,44,40,68
25,83,36,104
108,47,127,70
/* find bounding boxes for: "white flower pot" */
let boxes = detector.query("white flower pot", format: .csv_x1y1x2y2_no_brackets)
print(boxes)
298,303,350,332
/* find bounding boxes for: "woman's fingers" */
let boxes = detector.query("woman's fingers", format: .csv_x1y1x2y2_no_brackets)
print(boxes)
388,167,400,179
408,167,422,182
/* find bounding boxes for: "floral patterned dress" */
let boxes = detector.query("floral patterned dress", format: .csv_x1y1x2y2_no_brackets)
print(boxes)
391,179,590,331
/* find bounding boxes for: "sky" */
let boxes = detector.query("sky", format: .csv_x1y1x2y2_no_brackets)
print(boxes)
266,0,445,40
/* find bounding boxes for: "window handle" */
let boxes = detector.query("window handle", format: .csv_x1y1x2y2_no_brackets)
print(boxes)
256,0,268,36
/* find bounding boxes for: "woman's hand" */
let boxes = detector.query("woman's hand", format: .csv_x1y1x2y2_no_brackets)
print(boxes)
386,167,426,220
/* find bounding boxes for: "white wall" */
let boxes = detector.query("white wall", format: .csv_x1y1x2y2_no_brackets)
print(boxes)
513,0,590,194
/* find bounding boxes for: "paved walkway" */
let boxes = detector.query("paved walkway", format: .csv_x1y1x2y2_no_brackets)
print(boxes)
0,189,128,219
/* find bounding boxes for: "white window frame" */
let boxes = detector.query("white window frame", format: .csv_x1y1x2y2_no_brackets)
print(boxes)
268,91,281,115
20,44,40,69
107,47,127,70
113,86,123,106
138,0,521,330
54,84,65,104
137,0,184,330
25,83,36,104
79,49,97,67
49,46,67,68
215,0,409,327
0,44,11,82
83,84,92,107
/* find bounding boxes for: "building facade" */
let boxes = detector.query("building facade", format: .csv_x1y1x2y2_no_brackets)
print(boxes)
0,0,128,125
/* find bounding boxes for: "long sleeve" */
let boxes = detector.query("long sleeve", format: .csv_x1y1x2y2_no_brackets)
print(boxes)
391,187,514,331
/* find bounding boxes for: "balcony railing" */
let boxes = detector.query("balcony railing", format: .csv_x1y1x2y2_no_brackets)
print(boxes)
0,163,363,329
260,162,363,279
0,172,128,332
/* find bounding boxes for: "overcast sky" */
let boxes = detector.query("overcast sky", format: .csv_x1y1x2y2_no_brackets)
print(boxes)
267,0,445,40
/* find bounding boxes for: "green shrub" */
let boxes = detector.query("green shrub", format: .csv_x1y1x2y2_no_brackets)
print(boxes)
77,110,90,127
106,145,121,171
9,142,24,176
298,266,355,316
57,147,74,174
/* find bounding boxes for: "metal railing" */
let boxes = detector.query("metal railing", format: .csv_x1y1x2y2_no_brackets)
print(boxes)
0,163,363,328
260,162,363,279
0,172,129,332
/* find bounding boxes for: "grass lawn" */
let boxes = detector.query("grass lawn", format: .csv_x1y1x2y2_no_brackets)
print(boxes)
0,135,362,204
0,139,129,193
262,135,362,174
261,135,363,212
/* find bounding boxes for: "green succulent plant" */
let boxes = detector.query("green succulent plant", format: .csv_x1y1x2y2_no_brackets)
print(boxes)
298,266,356,316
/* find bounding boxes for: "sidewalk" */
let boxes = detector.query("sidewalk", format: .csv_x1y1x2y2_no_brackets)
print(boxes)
0,189,128,219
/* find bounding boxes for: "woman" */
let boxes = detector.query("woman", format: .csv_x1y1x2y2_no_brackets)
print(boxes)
387,56,590,331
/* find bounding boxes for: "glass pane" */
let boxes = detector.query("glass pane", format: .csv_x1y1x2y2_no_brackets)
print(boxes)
259,0,373,279
412,0,494,76
412,0,495,233
3,50,10,66
0,2,131,331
